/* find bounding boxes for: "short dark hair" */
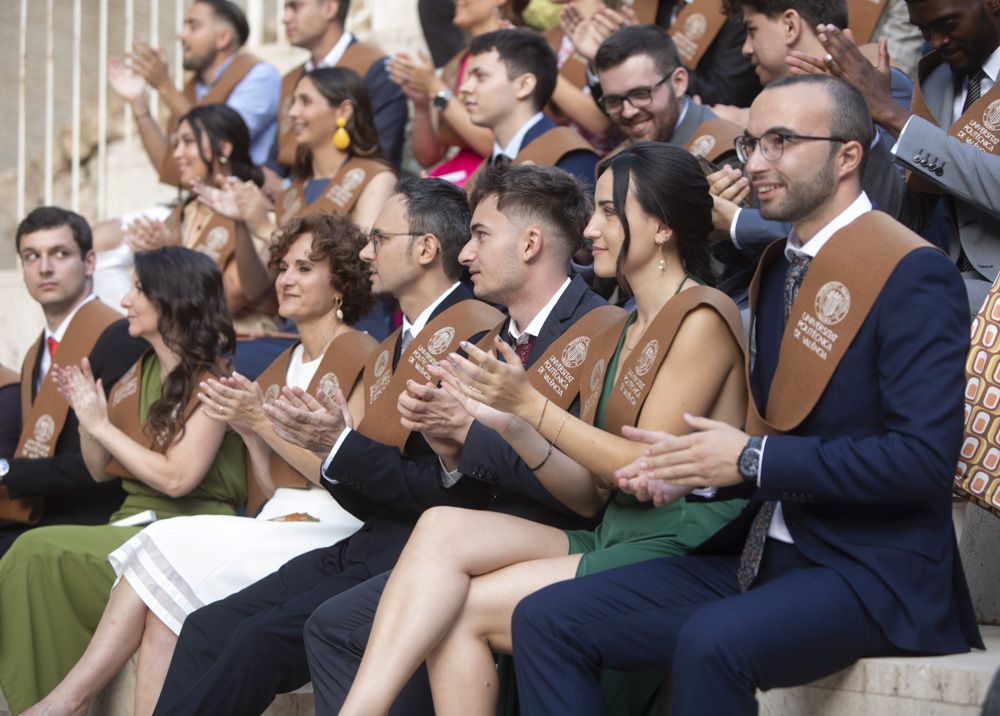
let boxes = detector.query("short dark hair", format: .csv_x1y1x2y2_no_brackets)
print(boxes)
196,0,250,47
722,0,848,28
335,0,351,26
767,75,873,174
469,163,592,263
394,177,471,281
178,103,264,186
16,206,93,254
469,29,558,111
268,213,374,324
595,24,682,78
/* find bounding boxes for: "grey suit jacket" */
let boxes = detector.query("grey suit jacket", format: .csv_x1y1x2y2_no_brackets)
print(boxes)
893,61,1000,282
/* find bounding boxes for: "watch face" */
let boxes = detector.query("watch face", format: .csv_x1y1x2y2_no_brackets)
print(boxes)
738,447,759,479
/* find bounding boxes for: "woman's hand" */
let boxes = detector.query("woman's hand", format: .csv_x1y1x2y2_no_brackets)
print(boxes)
51,358,109,434
387,51,440,107
125,216,174,252
129,42,171,93
197,372,265,434
443,337,540,420
108,56,147,103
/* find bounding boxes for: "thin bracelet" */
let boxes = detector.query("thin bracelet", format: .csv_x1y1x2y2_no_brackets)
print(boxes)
552,413,569,447
526,441,553,471
534,398,549,432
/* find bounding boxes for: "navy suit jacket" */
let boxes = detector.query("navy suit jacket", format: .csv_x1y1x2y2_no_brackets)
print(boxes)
719,241,982,654
358,45,407,170
520,115,599,193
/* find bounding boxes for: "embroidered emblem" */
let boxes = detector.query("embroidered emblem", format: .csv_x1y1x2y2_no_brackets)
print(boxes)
265,384,281,403
374,349,390,378
689,134,717,158
428,327,455,356
561,337,590,368
34,415,55,444
635,340,659,377
814,281,851,325
326,168,367,207
112,374,139,408
984,100,1000,132
282,189,302,214
683,13,708,40
590,358,607,391
316,372,341,400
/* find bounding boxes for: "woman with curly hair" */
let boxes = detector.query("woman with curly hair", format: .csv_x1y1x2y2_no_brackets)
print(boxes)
18,215,378,716
0,247,246,715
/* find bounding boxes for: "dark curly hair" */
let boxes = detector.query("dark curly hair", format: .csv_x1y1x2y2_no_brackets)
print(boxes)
292,67,385,179
268,213,374,324
134,247,235,450
176,103,264,187
596,142,715,292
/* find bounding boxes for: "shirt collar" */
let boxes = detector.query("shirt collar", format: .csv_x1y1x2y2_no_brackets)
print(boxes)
45,293,98,342
401,282,462,339
197,54,237,94
980,44,1000,84
491,112,545,162
675,96,690,132
785,192,872,262
508,277,571,342
305,31,354,72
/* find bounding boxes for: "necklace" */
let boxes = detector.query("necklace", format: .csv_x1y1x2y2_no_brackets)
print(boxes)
624,273,693,351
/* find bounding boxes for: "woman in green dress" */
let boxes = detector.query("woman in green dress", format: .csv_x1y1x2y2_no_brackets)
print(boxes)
338,142,749,716
0,247,245,715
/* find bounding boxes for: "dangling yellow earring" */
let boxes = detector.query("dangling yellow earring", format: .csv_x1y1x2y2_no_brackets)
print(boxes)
332,117,351,150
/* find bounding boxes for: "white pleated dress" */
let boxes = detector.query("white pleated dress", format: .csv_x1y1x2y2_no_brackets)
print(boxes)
108,345,364,634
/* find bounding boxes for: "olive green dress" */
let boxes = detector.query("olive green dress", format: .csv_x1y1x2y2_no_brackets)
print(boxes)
0,355,246,714
499,310,746,716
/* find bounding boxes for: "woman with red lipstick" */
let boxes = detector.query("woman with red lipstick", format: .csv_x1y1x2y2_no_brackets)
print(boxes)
19,215,376,716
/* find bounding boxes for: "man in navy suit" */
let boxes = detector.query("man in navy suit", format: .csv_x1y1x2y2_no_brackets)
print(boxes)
462,29,599,191
509,76,982,715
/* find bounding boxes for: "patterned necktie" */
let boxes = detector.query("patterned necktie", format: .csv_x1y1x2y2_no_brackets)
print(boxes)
963,69,987,113
400,328,414,353
46,337,59,360
736,254,812,591
491,154,512,167
514,335,536,368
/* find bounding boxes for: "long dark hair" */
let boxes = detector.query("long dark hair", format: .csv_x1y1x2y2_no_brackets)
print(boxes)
596,142,715,292
292,67,384,178
176,103,264,187
134,247,236,450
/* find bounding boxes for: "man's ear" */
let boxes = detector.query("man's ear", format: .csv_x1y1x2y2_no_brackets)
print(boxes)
782,8,803,48
416,233,442,266
514,72,538,103
522,226,543,262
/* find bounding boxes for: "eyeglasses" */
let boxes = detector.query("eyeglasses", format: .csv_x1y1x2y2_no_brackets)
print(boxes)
597,74,671,115
367,229,415,253
735,131,848,163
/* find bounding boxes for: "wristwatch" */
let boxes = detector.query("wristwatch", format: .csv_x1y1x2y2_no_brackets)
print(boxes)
432,87,454,110
737,436,763,483
0,458,10,487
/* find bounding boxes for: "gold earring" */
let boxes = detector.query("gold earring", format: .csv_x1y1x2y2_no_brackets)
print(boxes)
658,244,666,274
218,155,228,165
332,117,351,150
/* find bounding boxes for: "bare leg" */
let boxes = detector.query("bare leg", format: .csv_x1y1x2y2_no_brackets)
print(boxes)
428,555,582,716
22,579,148,716
338,507,571,716
133,610,177,716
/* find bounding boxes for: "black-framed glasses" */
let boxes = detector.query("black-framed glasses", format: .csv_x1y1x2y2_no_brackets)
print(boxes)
367,229,415,253
598,74,672,115
735,131,848,163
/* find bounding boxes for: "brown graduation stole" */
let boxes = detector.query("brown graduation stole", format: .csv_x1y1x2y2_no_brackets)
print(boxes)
247,330,378,516
668,0,728,70
275,158,393,226
159,53,262,186
847,0,889,45
355,300,505,452
526,304,626,410
103,353,217,478
465,127,596,194
956,274,1000,517
909,51,1000,193
631,0,659,25
744,212,930,436
3,300,122,523
170,202,238,269
683,117,743,164
579,287,744,436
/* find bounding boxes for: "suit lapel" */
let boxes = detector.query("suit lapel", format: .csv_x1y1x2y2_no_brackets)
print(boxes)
520,115,558,150
929,62,957,129
529,276,586,363
671,98,704,147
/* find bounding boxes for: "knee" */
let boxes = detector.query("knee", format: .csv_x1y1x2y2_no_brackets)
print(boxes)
410,506,476,549
511,587,569,650
673,607,746,677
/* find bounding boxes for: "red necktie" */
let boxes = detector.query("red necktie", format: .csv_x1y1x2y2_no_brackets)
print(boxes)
47,337,59,360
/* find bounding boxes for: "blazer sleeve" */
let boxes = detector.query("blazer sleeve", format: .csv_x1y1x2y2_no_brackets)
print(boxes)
732,209,790,257
364,63,408,169
684,19,761,108
758,249,968,504
555,150,599,193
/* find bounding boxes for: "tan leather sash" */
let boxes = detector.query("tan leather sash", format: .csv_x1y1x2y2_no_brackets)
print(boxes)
847,0,889,45
465,127,596,194
631,0,659,25
955,274,1000,516
0,365,19,390
668,0,727,70
683,117,742,164
170,203,238,269
159,53,261,186
4,301,121,523
579,287,744,436
275,157,392,226
526,304,626,410
104,353,212,478
745,212,929,435
246,330,378,515
355,300,505,451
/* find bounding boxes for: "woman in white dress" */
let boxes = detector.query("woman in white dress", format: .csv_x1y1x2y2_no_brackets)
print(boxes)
25,213,376,716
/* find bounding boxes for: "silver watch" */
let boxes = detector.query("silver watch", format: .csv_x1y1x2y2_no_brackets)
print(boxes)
0,458,10,486
433,87,454,110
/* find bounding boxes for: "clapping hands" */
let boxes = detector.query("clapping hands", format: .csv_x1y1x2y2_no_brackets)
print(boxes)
51,358,108,435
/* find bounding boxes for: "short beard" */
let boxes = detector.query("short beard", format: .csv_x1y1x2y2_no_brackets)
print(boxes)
760,159,836,224
183,47,216,74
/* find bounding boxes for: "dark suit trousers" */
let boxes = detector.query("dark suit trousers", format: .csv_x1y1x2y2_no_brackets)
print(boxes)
512,541,903,716
152,542,377,716
305,571,435,715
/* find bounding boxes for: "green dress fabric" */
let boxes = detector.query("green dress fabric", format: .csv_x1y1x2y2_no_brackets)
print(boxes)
499,310,745,716
0,354,246,714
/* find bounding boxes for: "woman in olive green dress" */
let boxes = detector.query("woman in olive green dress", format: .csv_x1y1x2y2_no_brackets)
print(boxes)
338,142,749,716
0,247,245,715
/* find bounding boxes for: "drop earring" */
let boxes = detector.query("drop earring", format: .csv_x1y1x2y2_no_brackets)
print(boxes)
332,117,351,150
658,244,667,274
335,296,344,321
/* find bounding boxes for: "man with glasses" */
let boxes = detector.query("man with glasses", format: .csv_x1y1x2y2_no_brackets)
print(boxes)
509,75,982,715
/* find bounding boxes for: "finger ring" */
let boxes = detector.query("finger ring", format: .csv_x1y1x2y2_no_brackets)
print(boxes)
824,54,833,63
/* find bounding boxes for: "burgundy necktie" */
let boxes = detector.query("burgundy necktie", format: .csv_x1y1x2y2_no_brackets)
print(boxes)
514,335,536,368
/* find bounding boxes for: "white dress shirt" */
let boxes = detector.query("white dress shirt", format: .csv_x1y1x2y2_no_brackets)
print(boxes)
305,32,354,72
491,112,545,163
951,45,1000,124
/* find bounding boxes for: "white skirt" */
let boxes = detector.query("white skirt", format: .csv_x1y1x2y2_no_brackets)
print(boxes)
108,486,362,634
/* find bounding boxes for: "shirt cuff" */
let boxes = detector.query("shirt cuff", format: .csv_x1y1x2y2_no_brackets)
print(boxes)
438,457,463,488
729,207,744,247
756,435,768,488
320,427,353,485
